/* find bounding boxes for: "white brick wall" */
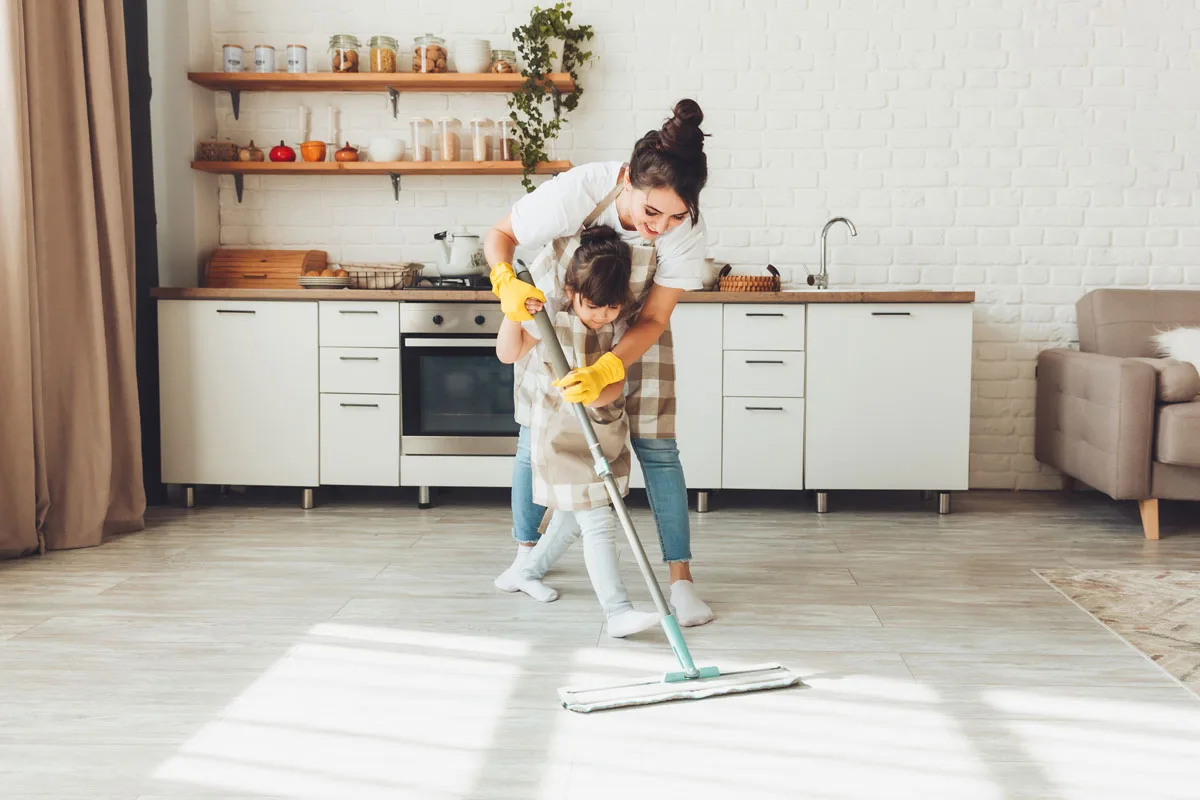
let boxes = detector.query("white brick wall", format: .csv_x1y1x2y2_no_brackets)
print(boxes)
202,0,1200,490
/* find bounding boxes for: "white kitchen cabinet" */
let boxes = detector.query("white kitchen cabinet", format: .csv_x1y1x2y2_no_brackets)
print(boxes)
159,300,319,488
722,398,805,490
318,301,399,348
723,350,805,398
804,304,972,493
629,304,723,495
319,348,400,395
320,394,400,486
723,304,806,350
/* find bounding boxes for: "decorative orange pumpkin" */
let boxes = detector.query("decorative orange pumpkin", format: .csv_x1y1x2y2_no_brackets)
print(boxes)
334,141,359,162
300,140,326,162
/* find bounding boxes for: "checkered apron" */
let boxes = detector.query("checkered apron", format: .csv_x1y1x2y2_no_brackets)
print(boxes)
529,313,631,510
512,173,676,440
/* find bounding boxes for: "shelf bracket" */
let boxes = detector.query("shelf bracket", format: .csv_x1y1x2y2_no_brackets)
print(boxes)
229,90,241,120
389,172,401,202
387,87,399,119
234,173,244,203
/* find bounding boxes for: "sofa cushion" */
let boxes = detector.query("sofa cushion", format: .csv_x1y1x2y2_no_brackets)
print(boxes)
1077,289,1200,357
1132,357,1200,403
1156,400,1200,467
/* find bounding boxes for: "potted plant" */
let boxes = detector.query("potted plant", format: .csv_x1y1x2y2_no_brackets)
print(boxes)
509,2,594,191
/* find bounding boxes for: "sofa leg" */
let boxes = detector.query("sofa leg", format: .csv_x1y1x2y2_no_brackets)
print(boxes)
1138,499,1160,540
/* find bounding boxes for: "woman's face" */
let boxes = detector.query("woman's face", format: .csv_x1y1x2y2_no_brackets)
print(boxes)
625,179,690,241
567,290,622,330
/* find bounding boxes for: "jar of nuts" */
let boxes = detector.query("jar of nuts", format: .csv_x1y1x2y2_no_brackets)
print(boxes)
368,35,398,73
329,34,361,73
490,49,517,73
436,117,461,162
413,34,446,74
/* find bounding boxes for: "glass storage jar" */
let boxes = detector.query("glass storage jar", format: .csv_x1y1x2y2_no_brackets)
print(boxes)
413,34,446,74
436,117,461,161
410,117,432,162
496,118,518,161
468,118,494,162
490,49,517,73
329,34,361,72
368,35,398,73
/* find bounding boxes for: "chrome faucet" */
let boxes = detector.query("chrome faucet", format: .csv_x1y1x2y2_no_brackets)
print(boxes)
808,217,858,289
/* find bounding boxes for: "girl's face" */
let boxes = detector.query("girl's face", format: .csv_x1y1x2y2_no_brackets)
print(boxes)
567,289,622,330
624,178,690,241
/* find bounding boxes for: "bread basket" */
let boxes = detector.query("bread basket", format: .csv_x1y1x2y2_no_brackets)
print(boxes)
717,264,781,293
337,261,424,290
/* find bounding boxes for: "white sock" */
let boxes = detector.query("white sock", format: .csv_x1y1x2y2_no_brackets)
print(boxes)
493,545,534,593
670,580,713,627
606,609,660,639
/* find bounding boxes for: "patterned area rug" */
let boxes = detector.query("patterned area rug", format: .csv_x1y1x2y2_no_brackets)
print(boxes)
1036,569,1200,698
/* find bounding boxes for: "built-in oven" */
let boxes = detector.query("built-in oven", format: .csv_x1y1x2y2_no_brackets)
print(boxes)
399,302,518,456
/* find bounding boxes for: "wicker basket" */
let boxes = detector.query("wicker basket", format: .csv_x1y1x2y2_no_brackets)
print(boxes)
337,262,424,290
717,264,781,293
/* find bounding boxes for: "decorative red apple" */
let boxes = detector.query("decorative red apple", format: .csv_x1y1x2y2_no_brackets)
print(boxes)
269,140,296,162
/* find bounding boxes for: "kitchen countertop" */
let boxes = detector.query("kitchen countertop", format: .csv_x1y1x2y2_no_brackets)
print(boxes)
151,287,976,303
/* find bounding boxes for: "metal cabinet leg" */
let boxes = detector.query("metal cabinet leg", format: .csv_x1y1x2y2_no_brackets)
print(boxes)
184,486,196,509
418,486,432,509
302,489,315,510
938,492,951,515
696,491,710,514
816,491,828,513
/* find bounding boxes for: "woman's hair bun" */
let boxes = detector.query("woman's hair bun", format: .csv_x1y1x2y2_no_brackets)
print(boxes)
659,99,705,155
580,224,622,246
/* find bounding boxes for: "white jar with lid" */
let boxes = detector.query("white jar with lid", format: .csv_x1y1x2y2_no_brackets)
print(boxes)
222,44,244,72
468,118,494,162
286,44,307,74
410,117,432,162
254,44,275,73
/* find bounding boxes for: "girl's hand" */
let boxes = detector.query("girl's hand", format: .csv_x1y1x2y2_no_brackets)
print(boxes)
525,297,544,315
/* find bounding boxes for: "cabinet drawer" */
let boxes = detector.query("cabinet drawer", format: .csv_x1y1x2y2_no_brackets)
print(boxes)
723,350,805,397
320,394,400,486
721,398,804,490
320,348,400,395
319,302,399,348
723,304,805,351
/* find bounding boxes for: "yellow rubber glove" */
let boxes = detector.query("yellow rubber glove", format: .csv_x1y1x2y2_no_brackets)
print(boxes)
489,261,545,322
554,352,626,405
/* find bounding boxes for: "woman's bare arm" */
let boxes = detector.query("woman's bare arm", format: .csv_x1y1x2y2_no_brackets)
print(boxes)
611,283,684,368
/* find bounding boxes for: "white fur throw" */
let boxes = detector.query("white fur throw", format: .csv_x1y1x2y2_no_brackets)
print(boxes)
1153,327,1200,393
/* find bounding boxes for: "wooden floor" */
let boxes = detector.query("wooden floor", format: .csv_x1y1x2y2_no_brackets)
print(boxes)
2,488,1199,800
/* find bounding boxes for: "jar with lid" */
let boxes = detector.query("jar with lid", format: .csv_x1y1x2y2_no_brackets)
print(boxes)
410,117,432,162
329,34,360,73
490,49,517,73
468,118,494,162
368,35,398,73
436,117,461,162
413,34,446,74
496,118,518,161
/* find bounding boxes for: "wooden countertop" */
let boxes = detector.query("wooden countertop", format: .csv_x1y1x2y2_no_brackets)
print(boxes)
151,287,976,303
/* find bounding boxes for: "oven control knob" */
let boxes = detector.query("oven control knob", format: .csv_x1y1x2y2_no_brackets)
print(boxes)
432,314,444,326
474,315,486,326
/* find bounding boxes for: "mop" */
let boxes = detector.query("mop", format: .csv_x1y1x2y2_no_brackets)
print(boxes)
516,266,806,712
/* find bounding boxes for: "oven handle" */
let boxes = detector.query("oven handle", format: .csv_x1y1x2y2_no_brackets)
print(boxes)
402,337,498,348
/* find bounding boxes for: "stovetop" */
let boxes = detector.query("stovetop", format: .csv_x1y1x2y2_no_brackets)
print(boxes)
413,275,491,290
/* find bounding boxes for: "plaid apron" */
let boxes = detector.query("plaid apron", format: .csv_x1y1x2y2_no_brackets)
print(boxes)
512,170,677,440
529,313,631,510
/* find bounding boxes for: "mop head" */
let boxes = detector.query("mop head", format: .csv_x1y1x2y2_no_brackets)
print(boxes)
557,663,805,713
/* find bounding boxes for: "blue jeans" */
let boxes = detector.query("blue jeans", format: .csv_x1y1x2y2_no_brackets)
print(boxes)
511,425,693,563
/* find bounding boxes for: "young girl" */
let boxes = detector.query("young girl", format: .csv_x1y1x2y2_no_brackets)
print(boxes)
493,226,660,639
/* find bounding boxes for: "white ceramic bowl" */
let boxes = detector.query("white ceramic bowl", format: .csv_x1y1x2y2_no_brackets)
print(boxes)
454,39,491,73
367,137,404,162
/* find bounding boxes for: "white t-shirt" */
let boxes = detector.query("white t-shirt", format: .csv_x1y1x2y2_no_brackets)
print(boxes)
510,161,707,291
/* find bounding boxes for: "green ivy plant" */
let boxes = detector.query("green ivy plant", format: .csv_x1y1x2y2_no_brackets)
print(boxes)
509,2,594,190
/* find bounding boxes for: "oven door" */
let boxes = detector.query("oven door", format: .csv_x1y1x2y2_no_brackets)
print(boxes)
400,336,519,455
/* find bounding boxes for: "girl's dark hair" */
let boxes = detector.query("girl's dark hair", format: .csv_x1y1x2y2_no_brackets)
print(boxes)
566,225,633,310
628,99,708,225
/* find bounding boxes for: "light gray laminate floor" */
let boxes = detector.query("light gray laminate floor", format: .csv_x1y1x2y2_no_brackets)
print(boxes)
2,489,1199,799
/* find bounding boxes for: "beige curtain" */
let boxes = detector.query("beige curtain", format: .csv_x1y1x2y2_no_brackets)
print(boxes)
0,0,145,559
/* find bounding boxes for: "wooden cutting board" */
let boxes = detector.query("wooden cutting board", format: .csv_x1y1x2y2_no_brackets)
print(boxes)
204,249,327,289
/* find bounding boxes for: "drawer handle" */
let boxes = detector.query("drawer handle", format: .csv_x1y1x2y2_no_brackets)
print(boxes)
216,309,256,315
340,402,380,408
871,311,912,317
745,360,785,365
745,313,785,318
339,356,380,362
339,309,379,315
745,406,786,412
241,273,268,278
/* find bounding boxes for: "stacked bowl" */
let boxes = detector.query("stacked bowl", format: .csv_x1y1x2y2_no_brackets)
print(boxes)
454,38,491,73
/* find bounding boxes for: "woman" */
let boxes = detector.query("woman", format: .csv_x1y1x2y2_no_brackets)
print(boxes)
486,99,713,627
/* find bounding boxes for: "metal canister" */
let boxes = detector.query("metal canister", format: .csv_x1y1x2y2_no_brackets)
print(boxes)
222,44,244,72
286,44,308,74
253,44,275,73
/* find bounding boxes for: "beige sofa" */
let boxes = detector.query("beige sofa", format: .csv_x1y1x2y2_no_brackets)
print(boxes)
1035,289,1200,539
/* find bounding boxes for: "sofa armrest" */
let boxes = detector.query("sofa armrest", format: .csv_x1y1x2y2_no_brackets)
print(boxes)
1035,348,1156,499
1130,357,1200,403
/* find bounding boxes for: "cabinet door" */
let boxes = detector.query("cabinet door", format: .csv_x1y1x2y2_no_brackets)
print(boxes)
320,394,400,486
722,398,805,490
805,304,972,490
159,300,319,486
629,304,723,490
